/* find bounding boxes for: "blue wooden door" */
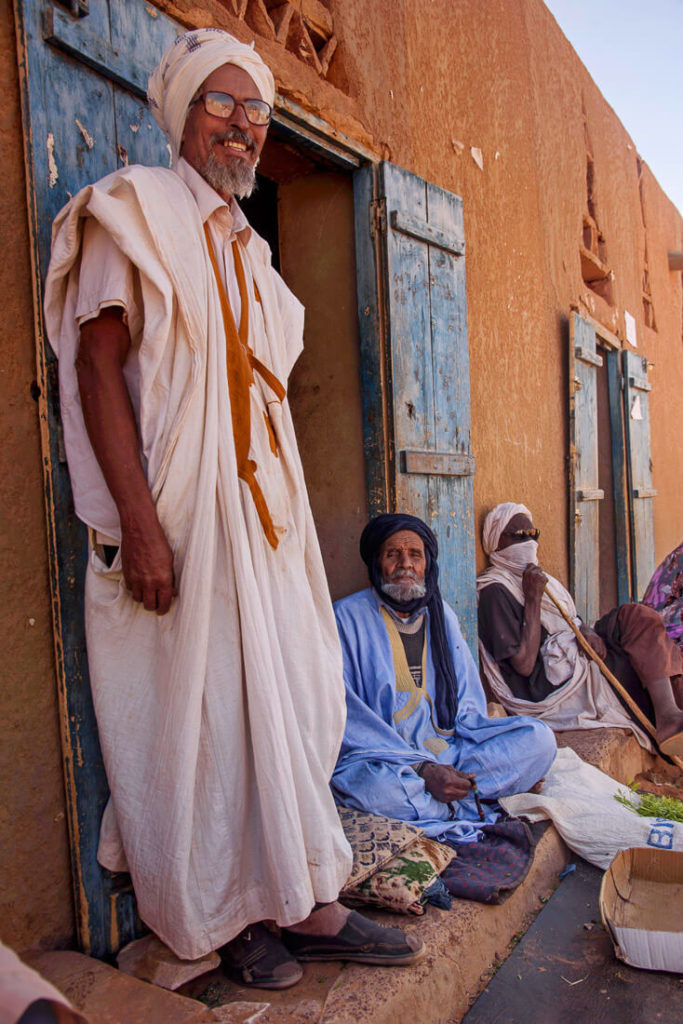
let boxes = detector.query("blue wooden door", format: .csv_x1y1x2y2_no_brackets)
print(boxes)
623,349,656,598
568,313,604,623
15,0,181,957
354,162,476,652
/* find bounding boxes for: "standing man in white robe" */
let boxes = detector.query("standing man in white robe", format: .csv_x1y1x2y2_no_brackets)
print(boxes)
44,29,423,989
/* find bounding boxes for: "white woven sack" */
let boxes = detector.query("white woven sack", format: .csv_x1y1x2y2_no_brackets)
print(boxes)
500,746,683,869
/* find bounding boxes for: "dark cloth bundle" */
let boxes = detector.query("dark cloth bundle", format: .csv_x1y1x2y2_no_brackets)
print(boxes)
440,818,545,904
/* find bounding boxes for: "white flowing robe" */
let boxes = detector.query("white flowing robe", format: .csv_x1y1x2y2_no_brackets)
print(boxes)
476,563,651,748
44,164,352,959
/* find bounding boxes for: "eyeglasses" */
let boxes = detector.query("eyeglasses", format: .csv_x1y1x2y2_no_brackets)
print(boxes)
194,91,272,126
502,528,540,541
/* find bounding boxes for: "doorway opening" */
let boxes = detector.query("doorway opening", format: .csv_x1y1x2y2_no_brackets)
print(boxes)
242,132,370,601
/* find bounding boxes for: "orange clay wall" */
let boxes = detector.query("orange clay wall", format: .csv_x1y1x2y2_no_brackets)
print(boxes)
0,3,75,950
1,0,681,950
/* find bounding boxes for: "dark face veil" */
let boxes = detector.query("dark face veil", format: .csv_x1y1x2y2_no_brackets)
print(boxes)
360,513,459,728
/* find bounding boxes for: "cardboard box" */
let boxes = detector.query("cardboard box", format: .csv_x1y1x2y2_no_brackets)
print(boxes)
600,846,683,973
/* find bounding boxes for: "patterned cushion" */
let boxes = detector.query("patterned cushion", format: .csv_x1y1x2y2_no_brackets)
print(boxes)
338,807,456,915
337,807,423,888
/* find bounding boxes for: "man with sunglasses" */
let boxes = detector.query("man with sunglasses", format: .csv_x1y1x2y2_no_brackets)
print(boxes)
44,29,423,990
477,503,683,755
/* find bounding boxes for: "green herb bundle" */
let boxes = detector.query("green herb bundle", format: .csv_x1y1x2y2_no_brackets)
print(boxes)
615,784,683,823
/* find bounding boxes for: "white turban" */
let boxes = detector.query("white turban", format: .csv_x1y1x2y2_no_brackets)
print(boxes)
482,502,532,555
148,29,275,161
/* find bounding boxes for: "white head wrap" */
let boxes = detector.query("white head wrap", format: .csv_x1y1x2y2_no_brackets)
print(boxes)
148,29,275,161
482,502,533,556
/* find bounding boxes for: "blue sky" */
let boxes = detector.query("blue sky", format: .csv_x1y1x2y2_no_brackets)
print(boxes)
542,0,683,214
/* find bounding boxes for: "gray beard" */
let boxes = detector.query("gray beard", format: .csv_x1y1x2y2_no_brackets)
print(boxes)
200,151,257,200
380,578,427,603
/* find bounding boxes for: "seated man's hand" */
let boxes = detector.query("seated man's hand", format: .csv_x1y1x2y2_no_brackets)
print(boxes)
521,563,548,603
579,623,607,660
420,763,473,803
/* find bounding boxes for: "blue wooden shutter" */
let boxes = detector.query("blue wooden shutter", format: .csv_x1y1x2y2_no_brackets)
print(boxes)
355,162,476,652
623,349,656,597
15,0,181,957
568,313,604,623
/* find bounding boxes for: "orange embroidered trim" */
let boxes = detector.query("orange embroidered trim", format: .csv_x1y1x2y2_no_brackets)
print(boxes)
204,224,285,549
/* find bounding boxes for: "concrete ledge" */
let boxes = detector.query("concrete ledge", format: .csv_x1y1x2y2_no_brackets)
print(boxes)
556,727,659,782
318,827,568,1024
23,728,661,1024
23,951,220,1024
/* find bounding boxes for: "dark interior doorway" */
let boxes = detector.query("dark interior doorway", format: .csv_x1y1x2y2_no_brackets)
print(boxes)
242,133,370,601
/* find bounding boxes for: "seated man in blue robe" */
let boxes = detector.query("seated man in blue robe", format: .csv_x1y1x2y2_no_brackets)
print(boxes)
332,513,557,844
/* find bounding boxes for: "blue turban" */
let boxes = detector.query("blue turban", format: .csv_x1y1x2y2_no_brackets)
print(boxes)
359,513,458,728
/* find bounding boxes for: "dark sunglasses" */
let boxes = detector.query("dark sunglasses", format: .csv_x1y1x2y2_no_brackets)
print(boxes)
194,91,272,126
502,527,540,541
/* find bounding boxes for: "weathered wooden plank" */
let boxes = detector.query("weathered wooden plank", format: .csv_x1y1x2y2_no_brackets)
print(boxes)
575,345,603,368
16,0,183,958
628,375,652,392
354,162,391,515
623,349,656,598
44,4,150,99
273,96,375,169
606,348,632,604
381,163,433,521
402,451,475,476
368,163,476,654
576,488,604,501
569,313,600,624
389,209,465,256
424,180,476,651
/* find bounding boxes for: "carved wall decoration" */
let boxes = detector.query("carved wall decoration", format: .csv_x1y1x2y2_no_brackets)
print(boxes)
222,0,340,81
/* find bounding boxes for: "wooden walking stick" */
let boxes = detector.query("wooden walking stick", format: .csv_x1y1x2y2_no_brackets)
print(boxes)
544,585,683,771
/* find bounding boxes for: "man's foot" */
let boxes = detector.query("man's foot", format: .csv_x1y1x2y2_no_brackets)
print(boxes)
281,909,426,966
284,900,351,936
218,922,303,990
655,710,683,748
658,725,683,759
672,675,683,712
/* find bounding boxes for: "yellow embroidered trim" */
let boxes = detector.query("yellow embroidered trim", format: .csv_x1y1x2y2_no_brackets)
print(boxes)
381,608,428,725
424,736,450,755
380,607,455,737
423,691,455,737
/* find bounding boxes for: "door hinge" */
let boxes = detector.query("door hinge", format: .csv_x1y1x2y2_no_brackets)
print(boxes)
370,198,387,237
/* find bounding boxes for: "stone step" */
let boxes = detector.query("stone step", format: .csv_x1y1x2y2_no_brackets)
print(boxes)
23,729,659,1024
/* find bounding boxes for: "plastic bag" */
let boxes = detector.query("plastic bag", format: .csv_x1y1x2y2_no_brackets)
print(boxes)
500,746,683,869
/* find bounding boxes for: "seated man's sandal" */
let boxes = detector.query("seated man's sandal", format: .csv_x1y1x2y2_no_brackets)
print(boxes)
281,910,425,965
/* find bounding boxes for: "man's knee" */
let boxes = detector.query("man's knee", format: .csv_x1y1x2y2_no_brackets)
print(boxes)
527,719,557,775
617,601,662,633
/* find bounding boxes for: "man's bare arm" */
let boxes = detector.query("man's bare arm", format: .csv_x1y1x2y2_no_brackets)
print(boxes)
76,307,176,614
508,563,547,677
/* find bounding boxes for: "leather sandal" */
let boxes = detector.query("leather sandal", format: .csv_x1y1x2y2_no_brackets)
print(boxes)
218,922,303,989
280,910,426,966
